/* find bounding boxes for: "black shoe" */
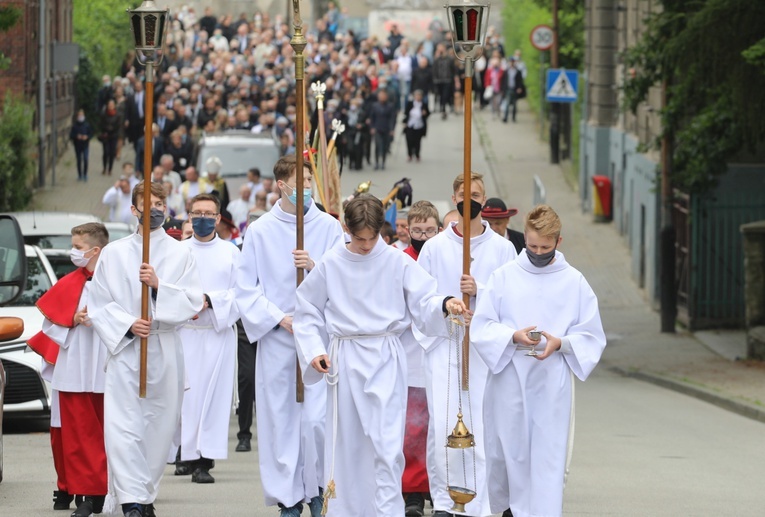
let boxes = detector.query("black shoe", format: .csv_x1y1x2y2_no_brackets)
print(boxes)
404,492,425,516
433,512,453,517
502,509,514,517
124,511,143,517
71,495,105,516
54,490,74,510
174,461,192,475
191,467,215,484
144,503,156,517
235,437,251,452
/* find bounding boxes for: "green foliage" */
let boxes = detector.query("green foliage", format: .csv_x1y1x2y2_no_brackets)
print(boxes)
72,0,136,78
623,0,765,194
0,5,22,70
0,94,36,211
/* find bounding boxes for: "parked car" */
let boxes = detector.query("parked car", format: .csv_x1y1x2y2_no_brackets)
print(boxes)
0,214,30,483
4,213,134,280
196,131,280,193
0,245,57,419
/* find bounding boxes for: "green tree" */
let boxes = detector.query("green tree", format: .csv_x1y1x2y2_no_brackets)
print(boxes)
624,0,765,193
73,0,136,78
0,94,36,211
0,5,22,69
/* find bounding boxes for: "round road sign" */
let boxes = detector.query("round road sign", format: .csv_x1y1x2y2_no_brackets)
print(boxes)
530,24,554,51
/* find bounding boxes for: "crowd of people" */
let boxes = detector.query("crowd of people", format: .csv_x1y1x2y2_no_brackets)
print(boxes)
41,7,607,517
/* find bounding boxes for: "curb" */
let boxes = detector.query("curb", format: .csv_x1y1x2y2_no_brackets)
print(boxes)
607,365,765,424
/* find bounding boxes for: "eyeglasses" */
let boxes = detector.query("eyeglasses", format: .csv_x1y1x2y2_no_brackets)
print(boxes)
409,228,438,239
190,211,219,219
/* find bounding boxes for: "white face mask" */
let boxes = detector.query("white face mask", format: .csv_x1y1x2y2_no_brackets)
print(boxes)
69,247,95,268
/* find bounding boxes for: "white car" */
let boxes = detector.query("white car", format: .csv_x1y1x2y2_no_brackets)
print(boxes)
0,245,57,418
5,212,134,279
196,130,280,193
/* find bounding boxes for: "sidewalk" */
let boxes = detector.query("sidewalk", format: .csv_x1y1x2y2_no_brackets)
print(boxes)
475,102,765,423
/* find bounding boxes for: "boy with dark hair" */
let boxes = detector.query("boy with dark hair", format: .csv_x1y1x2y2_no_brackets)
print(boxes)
89,181,204,517
29,222,110,516
175,193,241,484
472,204,606,517
294,194,468,517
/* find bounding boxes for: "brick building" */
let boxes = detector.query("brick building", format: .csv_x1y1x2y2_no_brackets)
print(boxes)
0,0,75,186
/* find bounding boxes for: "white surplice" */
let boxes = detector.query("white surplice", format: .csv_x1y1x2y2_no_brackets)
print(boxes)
471,250,606,517
88,229,204,506
42,281,107,393
415,221,517,516
178,236,240,461
236,200,343,509
294,236,455,517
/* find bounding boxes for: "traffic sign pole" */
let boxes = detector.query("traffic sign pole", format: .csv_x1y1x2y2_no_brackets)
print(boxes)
550,0,560,164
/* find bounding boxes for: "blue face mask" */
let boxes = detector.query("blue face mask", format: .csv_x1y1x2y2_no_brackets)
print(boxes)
281,183,312,208
191,217,217,237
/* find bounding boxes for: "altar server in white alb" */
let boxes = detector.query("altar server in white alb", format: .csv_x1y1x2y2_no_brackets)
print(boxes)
415,172,516,517
236,154,344,517
89,181,204,517
176,193,241,484
294,195,468,517
471,204,606,517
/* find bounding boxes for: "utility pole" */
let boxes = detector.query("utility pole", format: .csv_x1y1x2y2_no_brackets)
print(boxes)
549,0,560,164
660,79,677,332
38,0,46,187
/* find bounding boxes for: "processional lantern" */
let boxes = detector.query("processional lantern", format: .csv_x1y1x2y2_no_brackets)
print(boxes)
445,0,491,67
129,0,168,67
127,0,168,398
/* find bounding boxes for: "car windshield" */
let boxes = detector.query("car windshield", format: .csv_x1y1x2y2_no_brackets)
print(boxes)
198,144,279,178
24,235,72,249
108,228,133,241
8,255,53,306
45,253,77,279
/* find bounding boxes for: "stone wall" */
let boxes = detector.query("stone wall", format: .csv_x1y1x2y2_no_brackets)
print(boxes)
741,221,765,359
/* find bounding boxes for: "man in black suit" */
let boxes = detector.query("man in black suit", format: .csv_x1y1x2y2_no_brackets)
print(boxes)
134,123,164,174
482,198,525,254
125,80,146,146
502,57,526,123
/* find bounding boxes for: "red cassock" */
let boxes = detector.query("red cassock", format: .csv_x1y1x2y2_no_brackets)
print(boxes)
28,267,107,495
402,386,430,492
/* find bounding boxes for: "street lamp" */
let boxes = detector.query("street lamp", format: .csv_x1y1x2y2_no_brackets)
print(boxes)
128,0,168,398
444,0,489,391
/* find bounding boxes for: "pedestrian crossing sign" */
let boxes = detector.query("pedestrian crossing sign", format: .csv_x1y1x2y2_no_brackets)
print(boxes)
546,69,579,103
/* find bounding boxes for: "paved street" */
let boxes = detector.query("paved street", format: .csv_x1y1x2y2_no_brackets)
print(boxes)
3,97,765,516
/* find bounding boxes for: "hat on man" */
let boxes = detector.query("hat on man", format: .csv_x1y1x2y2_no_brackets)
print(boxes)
206,156,222,174
219,208,237,229
481,198,518,219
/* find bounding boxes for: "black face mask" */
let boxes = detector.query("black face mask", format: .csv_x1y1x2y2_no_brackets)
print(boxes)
526,247,556,268
410,238,426,253
456,199,483,220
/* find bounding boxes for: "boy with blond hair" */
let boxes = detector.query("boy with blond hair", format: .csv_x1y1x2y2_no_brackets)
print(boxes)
414,173,517,517
472,205,606,517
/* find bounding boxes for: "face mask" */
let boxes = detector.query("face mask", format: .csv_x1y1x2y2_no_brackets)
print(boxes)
77,116,85,123
137,207,166,230
281,183,312,207
192,217,217,237
455,199,483,220
69,247,95,268
410,238,426,253
526,247,556,268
